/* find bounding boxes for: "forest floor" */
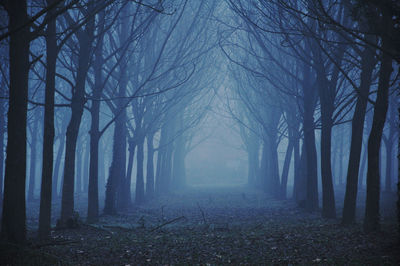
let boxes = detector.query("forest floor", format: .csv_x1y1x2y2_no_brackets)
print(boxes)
1,185,399,265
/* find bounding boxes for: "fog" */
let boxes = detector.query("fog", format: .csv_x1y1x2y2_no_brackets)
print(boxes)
0,0,399,264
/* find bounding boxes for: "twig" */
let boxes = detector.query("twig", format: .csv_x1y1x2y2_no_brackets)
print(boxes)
149,216,186,232
197,203,207,224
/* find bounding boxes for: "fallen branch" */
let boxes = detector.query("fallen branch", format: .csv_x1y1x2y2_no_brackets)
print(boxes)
149,216,186,232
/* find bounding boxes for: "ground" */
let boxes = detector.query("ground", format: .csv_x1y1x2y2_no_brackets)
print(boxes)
1,186,399,265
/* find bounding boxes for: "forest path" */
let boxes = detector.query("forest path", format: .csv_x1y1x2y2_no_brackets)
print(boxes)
2,186,399,265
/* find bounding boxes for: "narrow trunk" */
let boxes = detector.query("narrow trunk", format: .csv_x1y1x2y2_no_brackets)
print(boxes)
359,143,367,189
280,138,294,199
83,140,90,193
364,24,393,232
135,139,145,204
385,140,393,192
60,33,91,223
303,100,319,212
87,15,104,222
52,136,65,201
75,141,82,193
104,119,126,214
342,39,374,224
28,117,39,201
38,2,57,237
125,139,135,205
145,133,155,199
0,89,5,207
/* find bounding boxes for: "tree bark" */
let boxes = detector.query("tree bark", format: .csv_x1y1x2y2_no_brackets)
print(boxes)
60,29,92,223
28,114,39,201
52,135,65,201
135,138,145,204
280,138,294,199
302,65,319,212
39,3,57,236
342,40,375,224
87,18,104,222
1,0,30,244
0,84,5,208
364,21,393,232
146,132,155,199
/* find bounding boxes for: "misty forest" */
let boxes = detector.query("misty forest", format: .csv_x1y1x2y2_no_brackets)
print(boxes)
0,0,399,265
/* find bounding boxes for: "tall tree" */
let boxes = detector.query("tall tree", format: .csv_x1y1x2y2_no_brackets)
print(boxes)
1,0,30,243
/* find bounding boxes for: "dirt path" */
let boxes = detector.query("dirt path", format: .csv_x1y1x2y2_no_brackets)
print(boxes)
1,186,399,265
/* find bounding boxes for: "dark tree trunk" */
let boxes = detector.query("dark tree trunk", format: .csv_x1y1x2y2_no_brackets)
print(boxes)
87,19,104,222
135,138,145,204
52,136,65,201
397,106,400,242
28,115,39,201
268,135,280,198
82,140,90,193
280,138,294,199
384,139,393,192
338,133,344,186
60,31,92,223
122,139,136,204
39,4,57,236
104,117,127,214
156,122,173,195
294,142,307,205
364,24,393,232
303,81,319,212
146,132,155,200
75,141,82,193
260,139,269,192
359,142,367,189
292,135,300,200
1,0,30,244
0,86,5,208
342,40,375,224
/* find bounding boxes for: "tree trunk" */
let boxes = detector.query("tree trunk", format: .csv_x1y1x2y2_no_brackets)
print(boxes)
260,139,269,192
303,84,319,212
397,106,400,242
0,85,5,208
28,115,39,201
60,32,92,223
359,142,367,189
294,143,307,205
135,138,145,204
122,140,136,206
75,141,82,193
1,0,30,244
82,139,90,193
104,117,127,214
342,39,375,224
146,133,155,200
364,23,393,232
39,4,57,236
52,136,65,201
280,138,294,199
384,139,393,192
87,21,104,222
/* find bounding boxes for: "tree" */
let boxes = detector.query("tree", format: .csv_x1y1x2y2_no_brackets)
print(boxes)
1,0,30,244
